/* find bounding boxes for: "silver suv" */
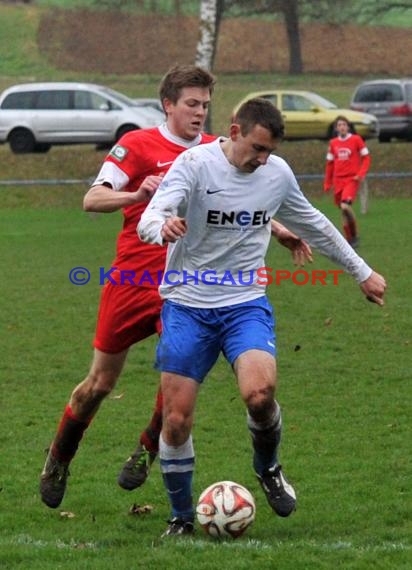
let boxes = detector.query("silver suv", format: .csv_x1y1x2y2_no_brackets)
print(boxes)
0,82,165,153
350,79,412,143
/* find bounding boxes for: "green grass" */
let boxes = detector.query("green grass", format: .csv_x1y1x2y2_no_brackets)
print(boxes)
0,3,411,566
0,4,58,78
0,196,411,569
1,136,411,207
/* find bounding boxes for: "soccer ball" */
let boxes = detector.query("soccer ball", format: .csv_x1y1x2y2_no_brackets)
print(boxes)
196,481,256,539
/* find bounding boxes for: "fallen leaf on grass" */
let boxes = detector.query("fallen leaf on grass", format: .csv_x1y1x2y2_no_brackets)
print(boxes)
129,503,154,515
110,392,124,400
324,317,333,326
60,511,75,518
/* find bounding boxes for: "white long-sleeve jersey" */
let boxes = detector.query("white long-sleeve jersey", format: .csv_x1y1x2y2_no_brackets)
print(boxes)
138,138,372,308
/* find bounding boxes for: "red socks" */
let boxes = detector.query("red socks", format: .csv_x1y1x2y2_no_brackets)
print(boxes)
343,211,357,242
51,387,163,462
140,388,163,454
51,405,92,463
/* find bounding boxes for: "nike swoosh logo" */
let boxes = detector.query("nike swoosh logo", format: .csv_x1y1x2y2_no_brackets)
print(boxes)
157,160,174,168
206,189,225,194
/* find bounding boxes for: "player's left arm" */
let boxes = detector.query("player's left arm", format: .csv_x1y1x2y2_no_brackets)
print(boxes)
360,270,386,306
354,138,371,181
274,169,386,303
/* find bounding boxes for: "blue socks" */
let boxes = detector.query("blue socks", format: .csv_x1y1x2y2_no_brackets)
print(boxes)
159,434,195,521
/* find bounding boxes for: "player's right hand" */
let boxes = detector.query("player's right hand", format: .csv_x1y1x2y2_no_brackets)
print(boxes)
134,174,164,202
161,216,187,243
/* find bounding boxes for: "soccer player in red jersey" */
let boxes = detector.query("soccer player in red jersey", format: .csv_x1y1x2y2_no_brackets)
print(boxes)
40,65,312,509
323,115,371,248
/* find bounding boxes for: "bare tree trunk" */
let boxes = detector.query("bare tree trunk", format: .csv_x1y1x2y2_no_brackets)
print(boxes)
173,0,181,15
280,0,303,74
195,0,219,70
195,0,224,132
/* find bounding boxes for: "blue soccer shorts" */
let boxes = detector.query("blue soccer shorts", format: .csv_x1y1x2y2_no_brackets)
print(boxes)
155,296,276,383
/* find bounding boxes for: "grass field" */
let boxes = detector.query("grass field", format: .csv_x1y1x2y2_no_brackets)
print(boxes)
0,193,411,569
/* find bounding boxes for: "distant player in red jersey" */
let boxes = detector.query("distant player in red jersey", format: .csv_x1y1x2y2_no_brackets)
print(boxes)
324,115,371,248
40,65,312,510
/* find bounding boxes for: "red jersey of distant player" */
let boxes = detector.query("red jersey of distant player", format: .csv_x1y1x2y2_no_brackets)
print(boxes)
324,133,371,204
98,127,215,287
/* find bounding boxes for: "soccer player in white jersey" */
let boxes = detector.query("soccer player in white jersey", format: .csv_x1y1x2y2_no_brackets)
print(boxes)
138,98,386,537
39,66,312,512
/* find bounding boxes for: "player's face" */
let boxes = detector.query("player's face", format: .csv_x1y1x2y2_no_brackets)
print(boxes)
336,120,350,137
164,87,211,141
229,124,279,173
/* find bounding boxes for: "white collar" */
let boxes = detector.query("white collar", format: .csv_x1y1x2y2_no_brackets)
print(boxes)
159,123,202,148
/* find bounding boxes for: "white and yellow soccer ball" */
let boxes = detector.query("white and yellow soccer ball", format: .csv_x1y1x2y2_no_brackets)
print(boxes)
196,481,256,539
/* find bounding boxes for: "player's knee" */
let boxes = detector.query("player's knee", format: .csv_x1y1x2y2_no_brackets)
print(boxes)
87,369,118,398
340,200,352,211
164,410,191,445
245,386,275,421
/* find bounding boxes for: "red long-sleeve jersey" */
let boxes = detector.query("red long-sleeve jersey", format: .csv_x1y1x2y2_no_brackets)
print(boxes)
324,133,370,188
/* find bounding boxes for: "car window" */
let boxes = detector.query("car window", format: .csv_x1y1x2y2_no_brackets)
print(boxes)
282,94,313,111
282,95,296,110
100,86,132,108
74,90,109,110
305,93,336,109
1,91,36,109
36,90,72,110
405,83,412,102
355,84,403,103
74,90,92,109
261,94,278,107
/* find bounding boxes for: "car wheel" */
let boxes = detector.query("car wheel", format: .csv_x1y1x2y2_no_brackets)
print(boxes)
116,124,139,141
378,134,391,143
9,128,36,153
34,143,51,153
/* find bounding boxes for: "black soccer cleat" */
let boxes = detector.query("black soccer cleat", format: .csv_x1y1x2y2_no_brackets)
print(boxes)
161,517,195,537
118,444,157,491
40,448,70,509
256,464,296,517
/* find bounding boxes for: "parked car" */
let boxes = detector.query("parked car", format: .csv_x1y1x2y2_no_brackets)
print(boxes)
232,90,378,140
0,82,165,153
132,97,164,116
350,78,412,143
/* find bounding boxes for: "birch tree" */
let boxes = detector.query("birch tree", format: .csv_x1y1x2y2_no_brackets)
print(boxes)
195,0,224,70
195,0,224,132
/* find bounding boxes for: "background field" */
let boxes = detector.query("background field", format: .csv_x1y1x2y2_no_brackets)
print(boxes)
0,2,411,569
1,197,411,569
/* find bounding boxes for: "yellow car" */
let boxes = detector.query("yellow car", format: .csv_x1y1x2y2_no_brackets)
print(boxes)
232,90,379,140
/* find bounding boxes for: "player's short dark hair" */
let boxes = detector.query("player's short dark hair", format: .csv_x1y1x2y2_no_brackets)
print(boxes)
159,64,216,105
334,115,350,126
234,98,284,140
